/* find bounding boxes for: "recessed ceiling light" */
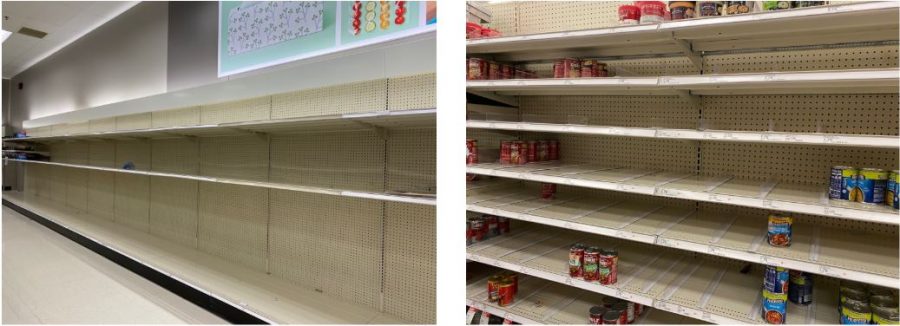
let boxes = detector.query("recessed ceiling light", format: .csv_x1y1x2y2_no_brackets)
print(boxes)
1,30,11,43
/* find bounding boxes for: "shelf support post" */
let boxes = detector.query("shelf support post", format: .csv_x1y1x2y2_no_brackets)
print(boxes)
672,37,703,73
674,89,700,107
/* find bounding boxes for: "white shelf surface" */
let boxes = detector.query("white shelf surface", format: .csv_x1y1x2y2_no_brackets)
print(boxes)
467,120,899,148
2,149,50,155
466,162,899,224
466,69,900,96
1,192,408,324
466,225,841,324
466,2,899,61
467,183,899,289
5,159,435,206
466,270,706,324
7,108,435,142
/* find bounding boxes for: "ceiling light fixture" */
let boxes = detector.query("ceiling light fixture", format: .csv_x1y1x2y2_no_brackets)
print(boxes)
1,30,11,43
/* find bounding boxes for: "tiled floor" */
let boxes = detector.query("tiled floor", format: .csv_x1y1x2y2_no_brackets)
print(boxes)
2,206,226,324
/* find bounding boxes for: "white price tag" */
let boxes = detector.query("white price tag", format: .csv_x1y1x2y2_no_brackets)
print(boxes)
819,265,831,274
824,135,848,144
709,194,729,203
759,256,769,264
659,188,681,197
763,199,777,208
658,238,670,246
708,246,719,255
823,207,844,217
565,278,574,286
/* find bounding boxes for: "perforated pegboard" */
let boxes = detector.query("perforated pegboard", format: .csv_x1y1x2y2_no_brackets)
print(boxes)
66,168,88,212
270,131,383,191
115,139,151,171
514,2,623,36
519,96,698,129
151,138,200,175
88,141,115,167
115,113,152,131
151,106,201,128
483,2,518,35
114,174,150,232
199,135,269,182
49,166,67,205
698,201,898,236
149,177,199,248
87,170,115,221
558,135,700,173
200,96,271,125
388,73,437,111
522,56,697,78
387,128,435,194
383,202,436,324
271,79,387,119
89,117,117,133
703,44,899,74
197,182,268,272
28,126,52,137
703,94,899,135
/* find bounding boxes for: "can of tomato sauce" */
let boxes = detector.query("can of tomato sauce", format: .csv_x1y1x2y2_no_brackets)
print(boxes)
507,141,521,165
486,215,499,237
541,183,557,199
526,140,538,162
470,218,484,242
599,249,618,285
466,220,473,246
498,280,515,306
497,216,510,234
518,141,529,164
612,302,630,324
500,141,512,164
582,59,597,77
583,247,601,281
602,311,622,324
568,59,581,79
589,306,607,324
502,65,514,79
537,140,549,161
468,58,488,80
548,140,560,160
488,62,500,80
553,60,565,78
766,213,793,247
569,243,586,277
487,275,503,302
466,139,478,165
500,271,518,296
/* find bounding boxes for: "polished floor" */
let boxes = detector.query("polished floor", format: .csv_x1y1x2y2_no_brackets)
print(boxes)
2,205,226,324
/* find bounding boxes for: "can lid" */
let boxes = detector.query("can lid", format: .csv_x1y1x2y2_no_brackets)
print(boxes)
589,306,606,315
603,248,619,256
603,311,621,320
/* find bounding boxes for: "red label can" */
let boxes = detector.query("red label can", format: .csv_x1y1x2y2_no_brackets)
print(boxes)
553,60,565,78
526,141,538,162
569,244,585,277
517,141,529,164
497,281,515,306
508,141,521,165
466,221,472,246
537,141,549,161
498,216,510,234
599,249,618,285
470,218,484,242
486,215,499,237
548,140,559,160
468,58,487,80
583,247,601,281
634,303,642,317
590,306,607,325
500,141,512,164
487,276,502,302
500,272,518,296
466,139,478,165
489,62,500,80
541,183,557,199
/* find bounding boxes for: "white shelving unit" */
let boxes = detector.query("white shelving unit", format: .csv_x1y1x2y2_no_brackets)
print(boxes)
467,2,898,324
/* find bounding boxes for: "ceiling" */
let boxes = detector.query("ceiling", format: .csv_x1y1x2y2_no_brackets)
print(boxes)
2,1,138,79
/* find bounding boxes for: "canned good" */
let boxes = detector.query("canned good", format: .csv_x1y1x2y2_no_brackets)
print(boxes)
568,59,581,79
508,142,522,165
795,1,825,7
598,249,618,285
872,296,900,325
500,271,518,296
488,62,500,80
634,303,643,316
500,141,512,164
787,270,813,305
466,221,473,246
841,298,872,324
583,247,601,281
886,170,899,209
602,296,620,309
637,1,666,23
466,139,478,165
569,244,586,277
602,310,621,324
499,64,513,80
611,302,629,324
498,280,515,306
498,216,510,234
526,141,538,162
485,215,500,237
855,168,888,204
468,58,488,80
767,213,793,247
762,289,788,324
724,1,753,14
537,141,549,161
830,166,856,200
541,183,557,199
697,1,722,16
590,306,607,324
624,301,636,324
618,5,641,25
840,281,869,304
470,218,485,242
518,141,529,164
669,1,696,19
762,1,792,10
764,266,789,294
548,140,559,160
487,275,503,302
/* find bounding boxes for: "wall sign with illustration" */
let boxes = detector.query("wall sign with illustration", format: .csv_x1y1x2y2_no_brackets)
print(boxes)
219,1,436,77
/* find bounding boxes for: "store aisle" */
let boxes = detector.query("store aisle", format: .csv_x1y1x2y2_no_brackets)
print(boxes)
2,205,226,324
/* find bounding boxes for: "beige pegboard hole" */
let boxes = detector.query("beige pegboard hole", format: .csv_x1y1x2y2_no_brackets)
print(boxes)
383,202,436,324
560,135,699,173
152,106,201,128
520,95,698,129
387,128,435,194
704,44,900,74
515,1,624,36
271,79,387,119
388,73,436,111
200,96,270,125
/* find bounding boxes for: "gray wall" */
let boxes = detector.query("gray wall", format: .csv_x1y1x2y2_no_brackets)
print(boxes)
2,78,9,135
167,1,218,91
8,2,169,131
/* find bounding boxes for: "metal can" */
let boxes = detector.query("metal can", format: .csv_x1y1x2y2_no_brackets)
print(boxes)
602,311,621,325
466,139,478,165
886,170,899,209
508,141,522,165
583,247,601,281
497,216,510,234
623,301,636,324
526,141,538,162
541,183,557,199
763,265,789,294
795,1,825,7
872,296,900,325
609,304,628,325
517,141,529,164
487,275,503,302
569,243,585,277
537,140,549,161
589,306,607,325
567,58,581,78
468,58,488,80
485,215,500,237
499,271,518,296
830,166,856,200
787,270,813,305
598,249,618,285
470,217,485,242
582,59,598,78
840,281,869,303
466,220,473,246
856,168,888,204
766,213,793,247
762,289,787,324
488,62,500,80
602,296,619,309
841,297,872,324
634,303,642,316
725,1,753,15
553,60,565,78
497,280,515,307
548,140,559,160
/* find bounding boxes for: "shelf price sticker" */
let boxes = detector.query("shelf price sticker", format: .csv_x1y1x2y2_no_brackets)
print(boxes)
823,135,848,144
709,193,731,203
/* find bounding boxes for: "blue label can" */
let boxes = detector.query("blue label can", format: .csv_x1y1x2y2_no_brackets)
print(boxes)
764,266,789,294
762,290,787,324
787,270,813,305
831,166,855,199
857,168,888,204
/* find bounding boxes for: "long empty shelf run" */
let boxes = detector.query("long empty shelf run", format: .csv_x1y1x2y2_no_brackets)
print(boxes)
466,225,841,324
465,69,900,96
467,2,899,61
2,193,408,324
466,268,706,324
467,120,899,148
6,159,435,206
467,183,899,289
5,108,435,142
466,162,899,224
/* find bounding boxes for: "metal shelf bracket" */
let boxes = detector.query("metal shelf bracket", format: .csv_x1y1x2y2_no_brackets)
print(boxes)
672,36,703,73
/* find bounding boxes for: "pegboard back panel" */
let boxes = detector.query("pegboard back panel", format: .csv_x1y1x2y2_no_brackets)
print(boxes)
89,141,116,167
114,174,150,232
268,189,327,294
66,168,88,212
115,139,151,171
467,128,518,164
197,182,268,272
519,95,698,129
28,126,52,137
703,94,899,135
151,106,201,128
24,164,51,199
383,202,436,324
270,131,384,192
87,170,115,221
49,143,68,164
387,128,436,194
704,44,899,74
199,135,269,182
521,56,697,78
115,113,152,131
149,177,199,248
388,73,437,111
557,135,699,173
271,79,387,119
151,138,200,175
482,2,518,35
89,117,117,133
700,142,899,185
515,2,624,36
66,142,90,165
200,96,271,125
50,166,67,205
698,201,898,236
